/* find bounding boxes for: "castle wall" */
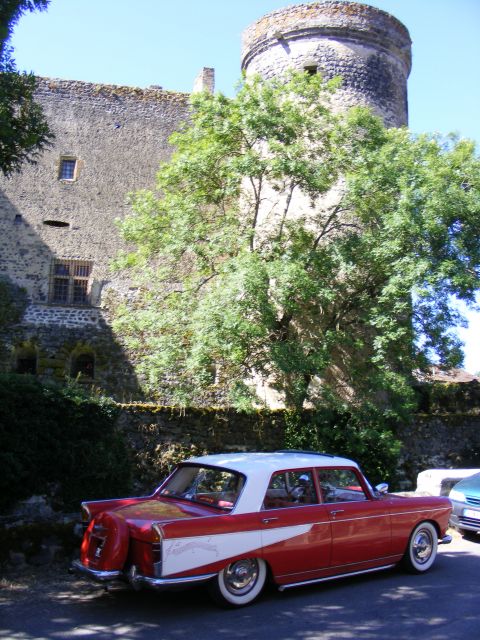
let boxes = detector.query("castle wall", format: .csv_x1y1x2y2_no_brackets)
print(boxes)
0,79,189,396
0,2,413,401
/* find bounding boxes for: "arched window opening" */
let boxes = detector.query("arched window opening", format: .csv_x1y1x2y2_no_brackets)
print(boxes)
15,346,37,375
71,353,95,379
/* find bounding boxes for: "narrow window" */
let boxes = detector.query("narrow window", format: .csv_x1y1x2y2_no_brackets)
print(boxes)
43,220,70,228
49,259,93,306
71,353,95,379
59,157,77,181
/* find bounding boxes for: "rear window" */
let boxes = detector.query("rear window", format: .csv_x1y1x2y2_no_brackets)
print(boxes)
159,464,245,510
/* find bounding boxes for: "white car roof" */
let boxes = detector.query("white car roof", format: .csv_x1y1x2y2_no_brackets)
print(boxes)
186,451,361,514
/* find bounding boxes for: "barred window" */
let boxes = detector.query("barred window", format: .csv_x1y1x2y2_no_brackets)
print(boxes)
59,158,77,180
49,259,93,306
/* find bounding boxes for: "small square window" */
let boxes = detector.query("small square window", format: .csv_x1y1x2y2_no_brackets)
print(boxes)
59,158,77,180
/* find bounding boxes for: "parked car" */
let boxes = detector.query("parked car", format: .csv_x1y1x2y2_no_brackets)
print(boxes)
71,451,452,607
449,472,480,535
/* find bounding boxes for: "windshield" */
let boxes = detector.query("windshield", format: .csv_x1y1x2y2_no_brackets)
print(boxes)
159,464,245,510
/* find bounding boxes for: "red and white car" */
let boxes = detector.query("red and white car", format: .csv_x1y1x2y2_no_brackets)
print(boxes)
71,451,452,607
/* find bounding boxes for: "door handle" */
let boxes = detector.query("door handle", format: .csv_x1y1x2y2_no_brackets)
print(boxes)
329,509,344,517
262,517,279,524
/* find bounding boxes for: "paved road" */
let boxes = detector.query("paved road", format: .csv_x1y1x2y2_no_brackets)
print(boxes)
1,531,479,640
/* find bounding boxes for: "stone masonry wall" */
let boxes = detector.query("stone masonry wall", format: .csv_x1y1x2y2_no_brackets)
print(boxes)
0,79,190,397
117,385,480,492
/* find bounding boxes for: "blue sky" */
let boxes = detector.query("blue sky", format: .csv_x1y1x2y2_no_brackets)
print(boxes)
10,0,480,373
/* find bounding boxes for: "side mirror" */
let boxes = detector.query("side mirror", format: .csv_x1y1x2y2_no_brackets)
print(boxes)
375,483,389,496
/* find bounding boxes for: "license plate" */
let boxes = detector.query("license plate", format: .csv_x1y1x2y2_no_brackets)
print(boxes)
463,508,480,520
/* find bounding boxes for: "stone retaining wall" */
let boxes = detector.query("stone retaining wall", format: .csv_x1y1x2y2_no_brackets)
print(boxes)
116,396,480,492
3,385,480,567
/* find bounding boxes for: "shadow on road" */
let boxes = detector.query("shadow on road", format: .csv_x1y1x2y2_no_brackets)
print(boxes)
1,537,479,640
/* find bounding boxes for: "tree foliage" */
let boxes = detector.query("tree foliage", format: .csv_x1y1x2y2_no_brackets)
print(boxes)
115,72,480,416
0,0,53,175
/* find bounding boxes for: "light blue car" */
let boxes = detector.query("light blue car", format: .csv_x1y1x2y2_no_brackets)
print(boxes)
449,473,480,536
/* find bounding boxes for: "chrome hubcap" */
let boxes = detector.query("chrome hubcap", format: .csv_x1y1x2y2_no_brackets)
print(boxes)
413,529,433,563
224,559,259,595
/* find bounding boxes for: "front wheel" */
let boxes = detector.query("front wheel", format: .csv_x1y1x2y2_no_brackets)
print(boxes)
208,558,267,607
402,521,438,574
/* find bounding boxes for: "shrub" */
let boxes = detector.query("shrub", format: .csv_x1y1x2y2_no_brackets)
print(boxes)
0,375,131,512
285,407,401,486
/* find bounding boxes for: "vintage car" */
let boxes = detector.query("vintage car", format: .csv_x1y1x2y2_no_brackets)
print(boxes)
71,451,452,607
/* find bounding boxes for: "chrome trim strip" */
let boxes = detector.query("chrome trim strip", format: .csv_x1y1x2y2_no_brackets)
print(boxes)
70,560,122,582
390,507,450,516
278,564,396,591
129,571,216,591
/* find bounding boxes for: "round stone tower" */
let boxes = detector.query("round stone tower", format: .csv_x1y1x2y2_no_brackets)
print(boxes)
241,1,412,127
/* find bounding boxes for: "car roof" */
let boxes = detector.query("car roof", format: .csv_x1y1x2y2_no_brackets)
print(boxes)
193,450,356,476
185,452,360,514
188,451,357,473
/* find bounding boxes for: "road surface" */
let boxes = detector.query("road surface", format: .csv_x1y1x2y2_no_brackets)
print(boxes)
1,530,478,640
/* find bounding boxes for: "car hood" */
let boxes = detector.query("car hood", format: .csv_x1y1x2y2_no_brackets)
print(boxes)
455,472,480,495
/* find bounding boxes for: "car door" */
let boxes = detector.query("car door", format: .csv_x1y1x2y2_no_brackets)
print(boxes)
260,469,332,583
317,467,393,570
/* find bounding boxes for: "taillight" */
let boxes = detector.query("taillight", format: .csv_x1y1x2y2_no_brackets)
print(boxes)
151,523,163,577
81,503,91,532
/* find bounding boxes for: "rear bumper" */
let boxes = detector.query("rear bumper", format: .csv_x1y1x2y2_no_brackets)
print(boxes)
70,560,123,584
70,560,122,583
70,560,215,591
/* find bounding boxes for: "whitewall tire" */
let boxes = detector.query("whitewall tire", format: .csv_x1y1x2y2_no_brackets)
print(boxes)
402,521,438,573
208,558,267,607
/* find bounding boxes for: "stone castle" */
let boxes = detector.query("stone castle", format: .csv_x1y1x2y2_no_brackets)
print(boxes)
0,1,411,400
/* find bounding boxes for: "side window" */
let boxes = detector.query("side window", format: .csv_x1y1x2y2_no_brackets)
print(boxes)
317,468,368,503
262,470,317,510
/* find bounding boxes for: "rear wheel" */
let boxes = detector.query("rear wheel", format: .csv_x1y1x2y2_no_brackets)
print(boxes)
208,558,267,607
402,521,438,573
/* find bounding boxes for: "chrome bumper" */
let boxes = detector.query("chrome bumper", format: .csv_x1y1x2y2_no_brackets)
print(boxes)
439,534,452,545
127,564,216,591
70,560,215,591
70,560,123,583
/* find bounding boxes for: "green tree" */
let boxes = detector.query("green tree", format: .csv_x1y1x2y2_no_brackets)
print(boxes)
0,0,53,175
115,72,480,416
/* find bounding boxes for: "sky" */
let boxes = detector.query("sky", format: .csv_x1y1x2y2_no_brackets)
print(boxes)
10,0,480,373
